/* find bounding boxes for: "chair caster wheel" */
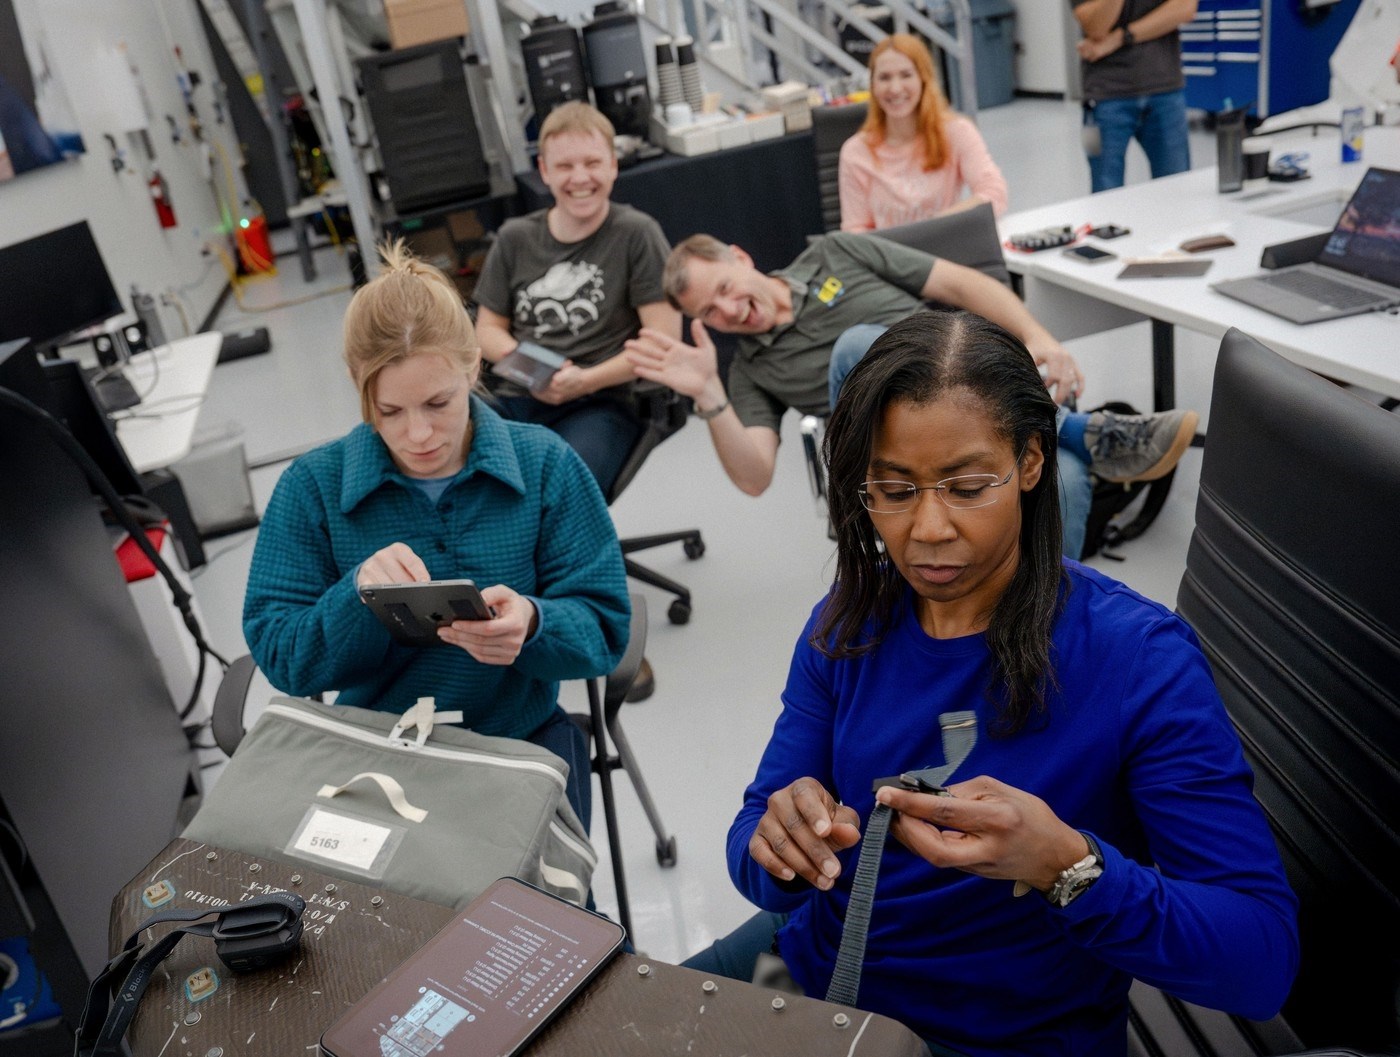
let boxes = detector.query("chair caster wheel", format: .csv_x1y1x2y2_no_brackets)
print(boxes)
683,539,705,560
668,600,691,625
656,836,678,867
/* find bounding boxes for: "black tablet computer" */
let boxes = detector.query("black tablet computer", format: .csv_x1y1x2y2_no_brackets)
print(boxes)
490,341,566,391
359,579,494,648
320,877,625,1057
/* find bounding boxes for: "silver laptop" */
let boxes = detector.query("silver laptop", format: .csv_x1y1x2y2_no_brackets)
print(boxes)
1212,166,1400,324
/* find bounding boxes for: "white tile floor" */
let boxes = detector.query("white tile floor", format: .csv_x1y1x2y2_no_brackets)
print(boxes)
186,97,1220,963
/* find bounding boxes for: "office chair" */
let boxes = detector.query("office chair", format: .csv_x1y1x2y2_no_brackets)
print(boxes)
801,202,1013,506
210,592,676,945
811,102,869,233
1125,329,1400,1057
610,383,704,626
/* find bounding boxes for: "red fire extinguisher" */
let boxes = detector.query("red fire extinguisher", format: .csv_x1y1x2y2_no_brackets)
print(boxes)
235,202,276,275
149,171,177,228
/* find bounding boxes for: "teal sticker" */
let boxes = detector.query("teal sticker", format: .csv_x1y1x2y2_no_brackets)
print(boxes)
185,967,219,1003
141,880,176,909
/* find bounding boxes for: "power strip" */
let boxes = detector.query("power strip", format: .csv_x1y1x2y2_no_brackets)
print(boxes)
1007,226,1076,252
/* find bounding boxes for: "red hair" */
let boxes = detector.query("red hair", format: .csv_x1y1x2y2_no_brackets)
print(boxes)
860,34,952,172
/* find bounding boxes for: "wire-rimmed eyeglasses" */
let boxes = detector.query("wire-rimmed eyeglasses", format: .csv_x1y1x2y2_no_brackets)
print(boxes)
857,458,1021,514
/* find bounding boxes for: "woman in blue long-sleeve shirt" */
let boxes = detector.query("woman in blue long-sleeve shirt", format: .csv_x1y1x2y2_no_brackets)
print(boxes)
243,241,630,829
697,311,1297,1056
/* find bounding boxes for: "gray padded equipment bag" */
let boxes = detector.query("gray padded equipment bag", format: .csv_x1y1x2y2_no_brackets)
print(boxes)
184,696,596,909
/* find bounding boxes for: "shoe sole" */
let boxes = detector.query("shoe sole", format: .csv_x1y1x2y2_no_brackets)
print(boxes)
1103,410,1200,483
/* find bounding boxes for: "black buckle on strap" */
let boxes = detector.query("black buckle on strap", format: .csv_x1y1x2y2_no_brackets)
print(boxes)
211,893,306,972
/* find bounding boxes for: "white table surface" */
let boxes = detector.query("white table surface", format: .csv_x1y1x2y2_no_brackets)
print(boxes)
113,332,223,473
1000,125,1400,399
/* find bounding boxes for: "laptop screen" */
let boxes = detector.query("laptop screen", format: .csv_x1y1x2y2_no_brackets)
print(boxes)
1317,167,1400,289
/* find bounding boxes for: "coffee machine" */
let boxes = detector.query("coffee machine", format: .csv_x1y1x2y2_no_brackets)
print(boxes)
582,2,651,138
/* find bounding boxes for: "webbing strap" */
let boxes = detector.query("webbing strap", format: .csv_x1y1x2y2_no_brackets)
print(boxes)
825,711,977,1008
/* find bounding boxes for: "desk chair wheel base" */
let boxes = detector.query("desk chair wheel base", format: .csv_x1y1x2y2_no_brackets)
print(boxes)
621,527,704,625
656,835,678,868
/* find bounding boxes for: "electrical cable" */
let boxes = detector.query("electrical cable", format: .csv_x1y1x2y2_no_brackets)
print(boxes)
0,388,230,729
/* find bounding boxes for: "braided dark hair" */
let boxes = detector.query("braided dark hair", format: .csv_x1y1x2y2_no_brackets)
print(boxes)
814,311,1066,734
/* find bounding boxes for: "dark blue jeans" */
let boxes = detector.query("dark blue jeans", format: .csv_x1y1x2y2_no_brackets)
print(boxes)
524,705,590,834
1085,89,1191,193
494,393,642,498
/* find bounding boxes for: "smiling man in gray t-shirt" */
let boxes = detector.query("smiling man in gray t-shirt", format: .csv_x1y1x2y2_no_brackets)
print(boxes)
1072,0,1198,192
474,102,679,495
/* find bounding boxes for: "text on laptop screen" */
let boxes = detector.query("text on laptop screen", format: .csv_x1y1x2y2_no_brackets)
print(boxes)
1318,167,1400,289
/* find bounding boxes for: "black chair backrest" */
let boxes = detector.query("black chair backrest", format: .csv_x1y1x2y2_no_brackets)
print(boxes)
606,383,690,505
812,102,868,233
869,203,1012,288
1176,329,1400,1052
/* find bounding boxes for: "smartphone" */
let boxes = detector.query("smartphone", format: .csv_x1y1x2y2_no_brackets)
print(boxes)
359,579,495,648
1063,244,1117,264
320,877,625,1057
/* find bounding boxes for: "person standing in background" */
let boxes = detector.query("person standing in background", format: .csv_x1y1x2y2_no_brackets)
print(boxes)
838,33,1008,232
1072,0,1198,192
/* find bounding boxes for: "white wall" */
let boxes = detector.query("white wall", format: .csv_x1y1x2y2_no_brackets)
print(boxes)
1012,0,1076,97
1,0,246,338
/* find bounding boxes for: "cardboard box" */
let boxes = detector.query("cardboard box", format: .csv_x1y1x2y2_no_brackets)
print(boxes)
746,111,786,142
716,119,752,150
384,0,469,50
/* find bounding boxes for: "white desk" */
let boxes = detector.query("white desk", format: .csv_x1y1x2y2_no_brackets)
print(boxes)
1001,126,1400,406
113,331,223,473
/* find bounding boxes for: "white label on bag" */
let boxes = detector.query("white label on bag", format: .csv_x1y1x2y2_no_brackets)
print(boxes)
293,808,392,871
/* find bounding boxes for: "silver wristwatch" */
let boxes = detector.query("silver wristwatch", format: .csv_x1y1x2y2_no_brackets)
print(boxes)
1046,832,1104,908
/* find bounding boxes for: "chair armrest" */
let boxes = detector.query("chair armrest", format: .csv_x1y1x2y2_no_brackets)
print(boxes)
604,593,648,717
211,653,257,757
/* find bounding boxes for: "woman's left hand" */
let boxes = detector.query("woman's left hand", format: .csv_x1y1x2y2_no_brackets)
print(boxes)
877,775,1090,894
437,584,538,666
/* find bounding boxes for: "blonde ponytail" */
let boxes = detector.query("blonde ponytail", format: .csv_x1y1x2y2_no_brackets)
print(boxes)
343,239,479,423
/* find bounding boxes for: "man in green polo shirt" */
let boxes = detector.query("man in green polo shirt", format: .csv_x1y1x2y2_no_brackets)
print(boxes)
624,232,1198,560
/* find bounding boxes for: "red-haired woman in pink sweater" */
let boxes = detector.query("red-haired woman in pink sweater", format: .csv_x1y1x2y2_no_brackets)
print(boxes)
839,34,1009,232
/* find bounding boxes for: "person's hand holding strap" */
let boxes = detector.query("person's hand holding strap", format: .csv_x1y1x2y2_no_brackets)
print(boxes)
749,777,863,891
626,320,727,413
356,542,431,589
877,775,1090,894
437,584,537,666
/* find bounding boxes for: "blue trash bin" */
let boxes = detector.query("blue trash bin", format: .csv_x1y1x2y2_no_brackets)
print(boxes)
935,0,1017,109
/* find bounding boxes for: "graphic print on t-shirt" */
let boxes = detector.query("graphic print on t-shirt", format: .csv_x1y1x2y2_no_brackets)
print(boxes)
514,261,606,339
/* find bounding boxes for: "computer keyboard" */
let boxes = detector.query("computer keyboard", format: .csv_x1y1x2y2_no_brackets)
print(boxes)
1267,270,1385,310
83,366,142,413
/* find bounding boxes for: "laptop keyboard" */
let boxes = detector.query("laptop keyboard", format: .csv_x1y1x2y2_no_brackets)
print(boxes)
1266,269,1386,309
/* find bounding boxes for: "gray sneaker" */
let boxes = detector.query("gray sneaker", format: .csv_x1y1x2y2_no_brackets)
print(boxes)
1084,408,1200,483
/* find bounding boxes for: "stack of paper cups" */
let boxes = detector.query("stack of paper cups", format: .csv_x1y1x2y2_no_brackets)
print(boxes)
655,36,683,110
675,35,705,113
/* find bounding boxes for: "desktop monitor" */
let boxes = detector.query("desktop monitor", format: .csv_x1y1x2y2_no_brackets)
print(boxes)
0,221,123,355
0,337,143,497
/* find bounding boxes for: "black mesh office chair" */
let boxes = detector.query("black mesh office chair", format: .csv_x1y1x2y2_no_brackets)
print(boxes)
1125,329,1400,1057
811,102,869,233
609,383,704,625
211,591,676,944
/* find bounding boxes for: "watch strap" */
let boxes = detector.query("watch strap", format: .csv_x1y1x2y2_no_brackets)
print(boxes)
694,397,729,420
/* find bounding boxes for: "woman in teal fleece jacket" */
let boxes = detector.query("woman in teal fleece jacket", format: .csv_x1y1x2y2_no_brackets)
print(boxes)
692,311,1297,1056
243,241,630,828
